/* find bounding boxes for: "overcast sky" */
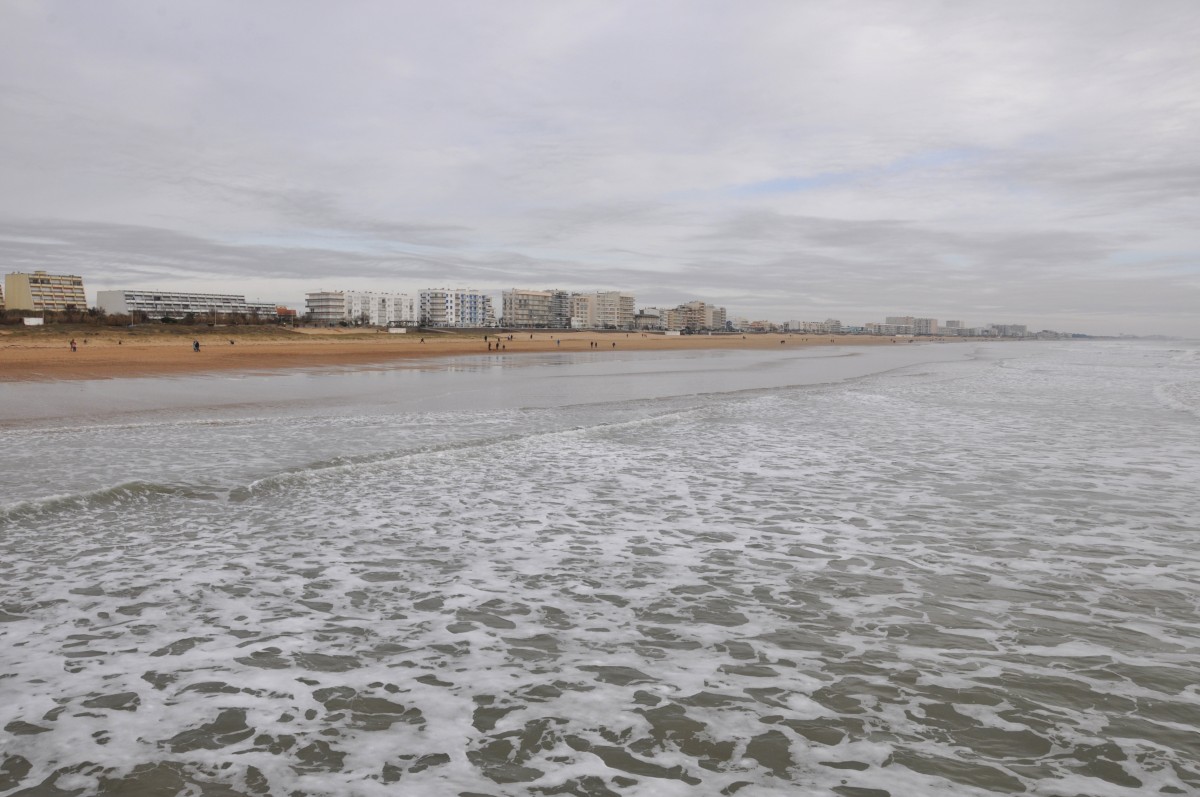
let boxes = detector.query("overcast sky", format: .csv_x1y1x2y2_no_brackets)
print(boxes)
2,1,1198,335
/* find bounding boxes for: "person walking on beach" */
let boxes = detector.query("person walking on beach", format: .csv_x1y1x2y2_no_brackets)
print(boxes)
69,338,77,352
193,339,200,352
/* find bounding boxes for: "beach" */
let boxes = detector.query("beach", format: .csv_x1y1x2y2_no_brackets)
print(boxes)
2,340,1198,795
0,327,933,382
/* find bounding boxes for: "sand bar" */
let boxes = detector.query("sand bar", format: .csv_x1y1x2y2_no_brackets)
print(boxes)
0,327,944,382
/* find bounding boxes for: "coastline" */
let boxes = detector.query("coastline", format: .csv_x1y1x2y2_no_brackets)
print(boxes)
0,328,956,382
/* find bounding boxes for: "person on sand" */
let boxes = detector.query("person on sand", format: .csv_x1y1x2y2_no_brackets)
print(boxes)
70,338,77,352
193,339,200,352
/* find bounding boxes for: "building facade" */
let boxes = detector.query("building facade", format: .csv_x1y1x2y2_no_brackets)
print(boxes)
5,271,87,312
502,289,554,327
419,289,495,327
304,290,415,326
98,289,276,320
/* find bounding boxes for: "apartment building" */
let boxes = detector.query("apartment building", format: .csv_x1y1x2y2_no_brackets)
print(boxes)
4,271,87,312
501,288,574,328
345,292,415,326
305,291,346,324
787,319,843,334
593,291,636,329
886,316,938,335
419,289,495,327
304,290,415,326
676,300,727,331
98,289,276,319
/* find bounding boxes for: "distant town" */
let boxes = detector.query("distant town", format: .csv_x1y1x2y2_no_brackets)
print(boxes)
2,269,1086,339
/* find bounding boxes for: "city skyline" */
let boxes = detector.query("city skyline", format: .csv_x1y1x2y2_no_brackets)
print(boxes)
1,2,1198,337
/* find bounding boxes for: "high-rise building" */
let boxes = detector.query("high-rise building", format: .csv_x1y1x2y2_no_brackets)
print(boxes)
4,271,86,312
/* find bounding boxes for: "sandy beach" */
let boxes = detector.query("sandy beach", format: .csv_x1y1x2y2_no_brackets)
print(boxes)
0,327,939,382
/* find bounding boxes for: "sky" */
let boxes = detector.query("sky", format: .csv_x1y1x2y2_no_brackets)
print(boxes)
1,1,1198,336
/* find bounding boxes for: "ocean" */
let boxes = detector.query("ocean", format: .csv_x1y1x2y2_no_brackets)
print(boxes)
1,340,1198,796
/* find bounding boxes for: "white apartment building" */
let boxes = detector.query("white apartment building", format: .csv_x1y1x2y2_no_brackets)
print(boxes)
866,322,914,335
787,319,843,334
304,290,415,326
419,289,496,327
346,292,415,326
886,316,938,335
98,289,276,319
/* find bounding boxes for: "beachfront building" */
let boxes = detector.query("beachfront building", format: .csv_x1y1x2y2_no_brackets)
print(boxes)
677,300,727,331
98,289,277,320
304,290,415,326
634,308,663,329
305,291,346,325
501,288,574,328
787,319,843,334
419,288,496,327
865,322,914,335
563,291,636,329
4,271,87,313
886,316,938,335
346,292,415,326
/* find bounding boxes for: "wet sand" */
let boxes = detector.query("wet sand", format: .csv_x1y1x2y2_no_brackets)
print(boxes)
0,328,933,382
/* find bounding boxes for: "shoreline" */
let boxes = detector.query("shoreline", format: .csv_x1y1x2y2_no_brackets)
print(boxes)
0,328,965,383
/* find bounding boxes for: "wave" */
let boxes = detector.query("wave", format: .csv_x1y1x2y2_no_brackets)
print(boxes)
0,481,221,524
230,406,708,499
1153,381,1200,417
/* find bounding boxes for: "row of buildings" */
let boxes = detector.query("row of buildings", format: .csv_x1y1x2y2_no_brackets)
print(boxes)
2,270,1061,337
302,288,732,331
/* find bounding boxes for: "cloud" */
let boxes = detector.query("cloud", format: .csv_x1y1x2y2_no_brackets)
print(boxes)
0,0,1198,335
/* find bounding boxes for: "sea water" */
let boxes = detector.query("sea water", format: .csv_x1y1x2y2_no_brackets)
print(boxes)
1,341,1197,796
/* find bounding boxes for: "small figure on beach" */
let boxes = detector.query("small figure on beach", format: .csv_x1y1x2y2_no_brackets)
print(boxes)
230,339,235,345
612,342,616,348
69,338,77,352
193,339,200,352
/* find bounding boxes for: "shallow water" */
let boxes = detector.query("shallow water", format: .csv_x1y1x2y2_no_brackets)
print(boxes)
2,341,1198,796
